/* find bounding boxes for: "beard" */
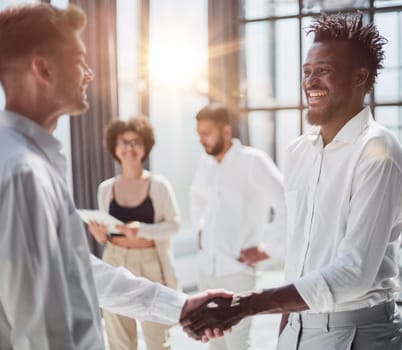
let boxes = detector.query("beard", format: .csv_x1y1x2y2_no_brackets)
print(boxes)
205,136,225,156
305,81,353,127
305,99,340,126
306,106,326,126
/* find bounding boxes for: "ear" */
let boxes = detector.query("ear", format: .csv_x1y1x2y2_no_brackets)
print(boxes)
223,124,232,140
31,56,53,86
355,68,369,88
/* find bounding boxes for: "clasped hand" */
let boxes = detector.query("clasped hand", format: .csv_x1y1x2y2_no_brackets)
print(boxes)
180,292,252,342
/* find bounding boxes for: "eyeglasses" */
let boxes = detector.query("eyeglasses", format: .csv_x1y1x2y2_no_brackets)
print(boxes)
116,138,144,148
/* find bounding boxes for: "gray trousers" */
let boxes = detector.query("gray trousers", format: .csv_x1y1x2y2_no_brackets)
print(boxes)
276,301,402,350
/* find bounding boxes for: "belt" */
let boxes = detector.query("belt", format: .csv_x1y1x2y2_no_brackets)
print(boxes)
289,301,398,329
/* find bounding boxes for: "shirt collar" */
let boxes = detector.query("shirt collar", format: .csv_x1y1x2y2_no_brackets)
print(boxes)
218,138,242,164
0,110,66,176
333,106,372,144
306,106,372,148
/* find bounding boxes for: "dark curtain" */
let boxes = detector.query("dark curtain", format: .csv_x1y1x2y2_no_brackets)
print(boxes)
208,0,249,143
70,0,118,255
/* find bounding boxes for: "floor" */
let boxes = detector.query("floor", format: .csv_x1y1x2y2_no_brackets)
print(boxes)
105,269,284,350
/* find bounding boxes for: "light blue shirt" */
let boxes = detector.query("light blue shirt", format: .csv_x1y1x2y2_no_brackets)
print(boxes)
0,110,186,350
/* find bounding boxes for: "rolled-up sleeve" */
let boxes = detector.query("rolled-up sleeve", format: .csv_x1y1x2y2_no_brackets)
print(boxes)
294,271,334,312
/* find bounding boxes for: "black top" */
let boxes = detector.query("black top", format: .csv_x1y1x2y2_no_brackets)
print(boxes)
109,182,154,224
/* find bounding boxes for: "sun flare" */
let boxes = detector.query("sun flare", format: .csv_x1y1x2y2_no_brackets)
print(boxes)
149,40,207,91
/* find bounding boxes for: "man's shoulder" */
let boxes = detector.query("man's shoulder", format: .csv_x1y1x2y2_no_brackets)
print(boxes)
0,127,27,158
240,144,271,160
0,127,40,179
362,120,402,162
0,153,50,196
367,119,399,143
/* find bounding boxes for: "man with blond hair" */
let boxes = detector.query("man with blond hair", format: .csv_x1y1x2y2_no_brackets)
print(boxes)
0,4,228,349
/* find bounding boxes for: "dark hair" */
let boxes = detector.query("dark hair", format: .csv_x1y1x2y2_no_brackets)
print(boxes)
306,13,387,92
104,116,155,163
195,102,232,127
0,4,86,80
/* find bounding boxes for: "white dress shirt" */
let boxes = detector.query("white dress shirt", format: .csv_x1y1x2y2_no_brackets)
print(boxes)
284,106,402,313
0,110,186,350
190,139,286,277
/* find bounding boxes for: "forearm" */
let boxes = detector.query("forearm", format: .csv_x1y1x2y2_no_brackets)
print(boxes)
246,284,308,316
180,284,307,339
138,219,180,239
91,255,186,323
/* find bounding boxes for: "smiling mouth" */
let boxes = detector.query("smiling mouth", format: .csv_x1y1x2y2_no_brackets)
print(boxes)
307,90,328,98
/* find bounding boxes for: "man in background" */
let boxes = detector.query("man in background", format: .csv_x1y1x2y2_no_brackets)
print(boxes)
190,102,286,349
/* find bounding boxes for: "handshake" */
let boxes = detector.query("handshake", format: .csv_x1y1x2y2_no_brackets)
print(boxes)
178,284,303,342
179,290,257,342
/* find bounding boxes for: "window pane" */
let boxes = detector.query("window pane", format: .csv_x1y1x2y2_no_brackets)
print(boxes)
245,19,300,108
374,12,402,103
376,70,401,102
244,0,299,19
117,0,140,119
248,111,275,158
301,16,315,64
245,22,273,107
275,19,300,106
375,106,402,141
374,0,402,8
149,0,208,92
51,0,68,8
0,0,37,9
302,0,369,12
248,109,302,169
118,85,141,120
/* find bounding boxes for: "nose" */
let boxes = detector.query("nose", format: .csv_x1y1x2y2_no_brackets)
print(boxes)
303,74,320,90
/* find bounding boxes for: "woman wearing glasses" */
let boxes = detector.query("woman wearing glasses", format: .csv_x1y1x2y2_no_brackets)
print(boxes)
88,116,180,350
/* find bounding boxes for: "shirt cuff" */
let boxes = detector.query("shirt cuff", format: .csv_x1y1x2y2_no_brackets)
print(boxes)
149,284,187,324
294,270,334,312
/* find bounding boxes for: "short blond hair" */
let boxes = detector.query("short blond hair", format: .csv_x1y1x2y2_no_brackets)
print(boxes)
0,3,86,80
